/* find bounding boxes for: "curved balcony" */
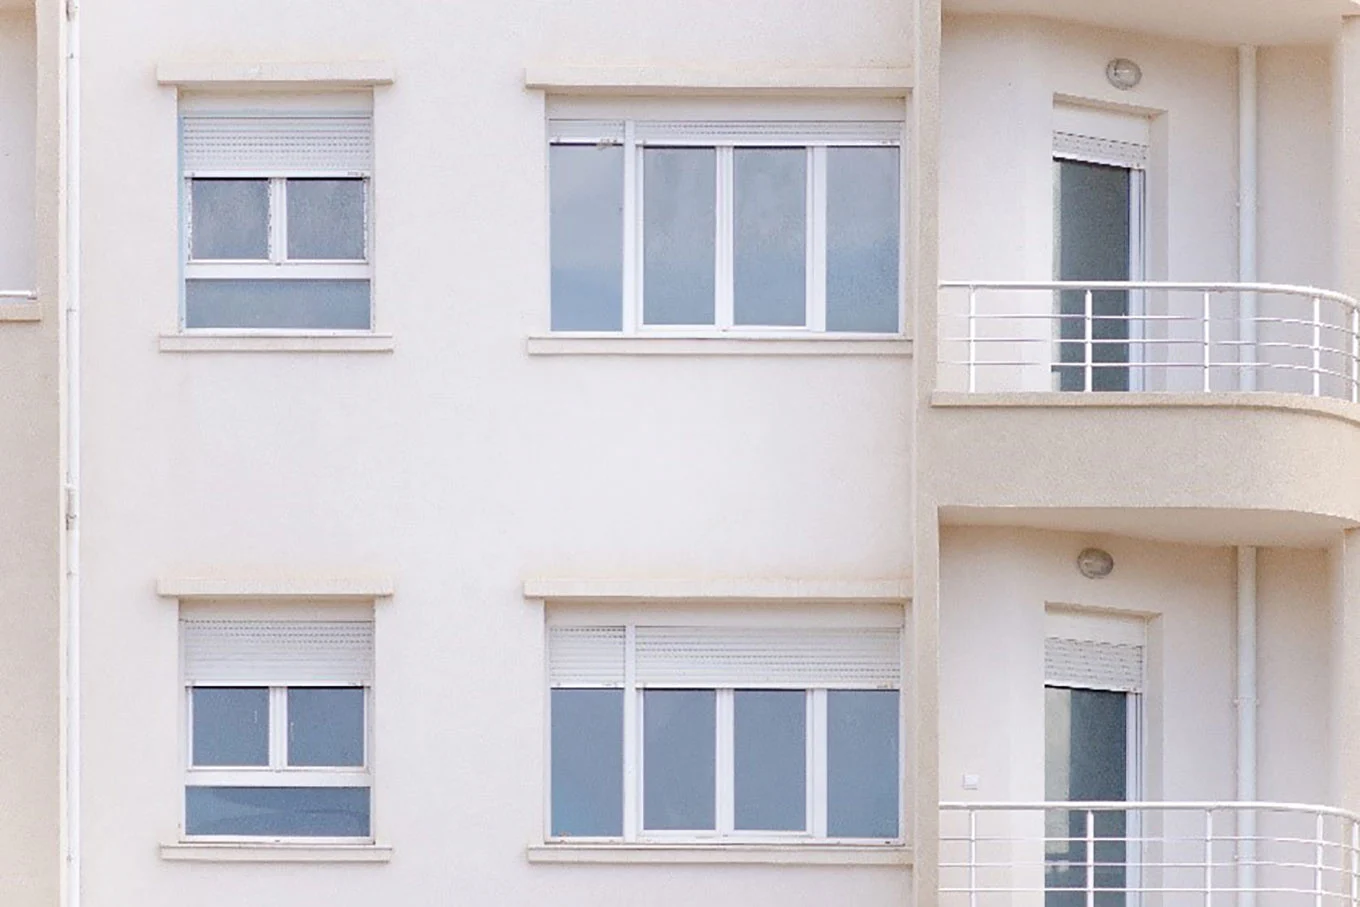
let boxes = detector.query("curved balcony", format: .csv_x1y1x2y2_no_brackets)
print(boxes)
929,281,1360,542
941,800,1360,907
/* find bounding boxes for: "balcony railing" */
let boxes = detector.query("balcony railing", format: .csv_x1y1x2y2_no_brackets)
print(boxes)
939,282,1360,400
941,801,1360,907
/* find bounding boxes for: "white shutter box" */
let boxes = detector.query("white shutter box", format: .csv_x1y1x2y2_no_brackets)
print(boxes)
548,626,626,687
1045,636,1143,693
182,619,374,686
548,119,626,144
1052,132,1148,170
181,115,373,175
635,626,900,689
633,120,901,146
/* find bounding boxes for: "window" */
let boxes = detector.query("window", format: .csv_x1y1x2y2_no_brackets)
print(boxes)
547,622,902,843
549,113,903,336
180,616,374,839
179,97,373,331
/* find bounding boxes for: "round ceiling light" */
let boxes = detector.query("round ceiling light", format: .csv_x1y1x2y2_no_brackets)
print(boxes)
1106,58,1142,91
1077,548,1115,579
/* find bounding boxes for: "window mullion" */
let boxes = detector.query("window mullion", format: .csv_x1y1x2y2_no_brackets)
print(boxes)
622,625,638,841
715,147,735,331
810,147,829,333
716,688,735,835
622,123,639,334
811,689,828,838
270,686,288,769
270,178,287,264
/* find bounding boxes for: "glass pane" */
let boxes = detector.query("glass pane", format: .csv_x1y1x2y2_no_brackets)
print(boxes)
185,279,371,330
734,149,806,327
185,786,370,837
551,145,624,331
191,179,269,260
826,148,900,333
827,690,899,838
1055,160,1133,392
1045,687,1129,907
288,688,364,767
643,689,715,830
286,179,366,260
734,690,806,831
643,148,716,326
192,687,268,767
551,689,623,837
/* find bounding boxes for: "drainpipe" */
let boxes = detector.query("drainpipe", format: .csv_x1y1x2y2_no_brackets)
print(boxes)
1237,546,1258,907
63,0,81,904
1239,46,1259,390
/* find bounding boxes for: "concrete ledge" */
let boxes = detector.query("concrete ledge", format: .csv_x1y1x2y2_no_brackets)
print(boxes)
160,842,392,863
157,576,395,601
527,843,911,865
527,335,911,357
524,64,912,96
0,301,41,322
157,61,396,88
159,333,395,353
932,390,1360,429
523,578,912,603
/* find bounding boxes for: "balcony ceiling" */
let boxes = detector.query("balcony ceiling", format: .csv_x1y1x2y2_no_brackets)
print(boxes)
945,0,1360,45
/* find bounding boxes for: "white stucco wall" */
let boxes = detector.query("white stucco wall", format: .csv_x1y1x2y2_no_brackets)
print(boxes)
76,0,913,904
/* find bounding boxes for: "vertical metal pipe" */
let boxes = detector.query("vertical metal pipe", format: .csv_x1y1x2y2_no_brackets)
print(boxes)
1317,813,1327,907
1086,809,1096,907
1084,289,1094,392
1350,309,1358,402
967,287,977,393
1314,296,1324,397
1238,547,1259,907
1205,809,1215,907
1239,46,1259,390
968,809,978,907
1203,291,1213,392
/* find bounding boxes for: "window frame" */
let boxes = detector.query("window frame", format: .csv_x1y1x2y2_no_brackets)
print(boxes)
177,102,376,335
548,114,907,339
544,615,905,847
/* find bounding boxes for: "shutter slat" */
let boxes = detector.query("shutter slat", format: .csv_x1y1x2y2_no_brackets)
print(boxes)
181,116,373,174
633,120,901,145
635,626,899,689
183,619,374,686
548,119,626,144
548,627,626,687
1045,636,1143,692
1053,131,1148,170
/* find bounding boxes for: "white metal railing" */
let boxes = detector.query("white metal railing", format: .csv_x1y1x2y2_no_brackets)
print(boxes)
939,282,1360,400
0,291,35,301
941,801,1360,907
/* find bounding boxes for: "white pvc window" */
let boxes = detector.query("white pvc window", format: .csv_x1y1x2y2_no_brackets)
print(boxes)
180,617,374,840
179,102,374,331
546,623,903,843
549,117,904,336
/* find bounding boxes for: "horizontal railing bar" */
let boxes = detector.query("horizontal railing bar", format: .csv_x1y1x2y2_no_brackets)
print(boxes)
940,280,1360,307
941,801,1360,820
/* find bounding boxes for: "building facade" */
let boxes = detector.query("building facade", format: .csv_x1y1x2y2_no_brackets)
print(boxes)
5,0,1360,905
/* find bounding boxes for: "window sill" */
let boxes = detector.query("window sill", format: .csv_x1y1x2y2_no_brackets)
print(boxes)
159,332,395,353
526,335,912,357
0,301,40,322
160,842,393,863
526,842,911,866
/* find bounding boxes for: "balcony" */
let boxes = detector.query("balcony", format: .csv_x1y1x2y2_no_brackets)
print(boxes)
941,801,1360,907
928,281,1360,544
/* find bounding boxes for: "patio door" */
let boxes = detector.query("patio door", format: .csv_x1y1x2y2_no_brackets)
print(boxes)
1044,618,1146,907
1053,105,1148,392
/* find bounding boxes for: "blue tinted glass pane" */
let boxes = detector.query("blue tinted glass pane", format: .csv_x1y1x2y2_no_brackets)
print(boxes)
734,149,806,327
827,690,899,838
185,787,370,837
288,688,364,767
551,689,623,837
191,179,269,260
734,690,806,831
643,690,715,830
184,279,371,330
287,179,366,260
192,688,268,767
643,148,716,326
551,144,624,331
826,147,900,333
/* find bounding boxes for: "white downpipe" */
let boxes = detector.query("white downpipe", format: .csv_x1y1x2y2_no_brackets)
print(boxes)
1239,46,1259,391
62,0,81,905
1237,546,1259,907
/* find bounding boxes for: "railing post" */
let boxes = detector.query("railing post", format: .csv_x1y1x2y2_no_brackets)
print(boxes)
1351,819,1358,907
1203,291,1213,392
1086,808,1096,907
968,287,978,394
1314,296,1324,397
1318,812,1327,907
1205,809,1214,907
1084,289,1095,392
1351,308,1358,404
968,809,978,907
